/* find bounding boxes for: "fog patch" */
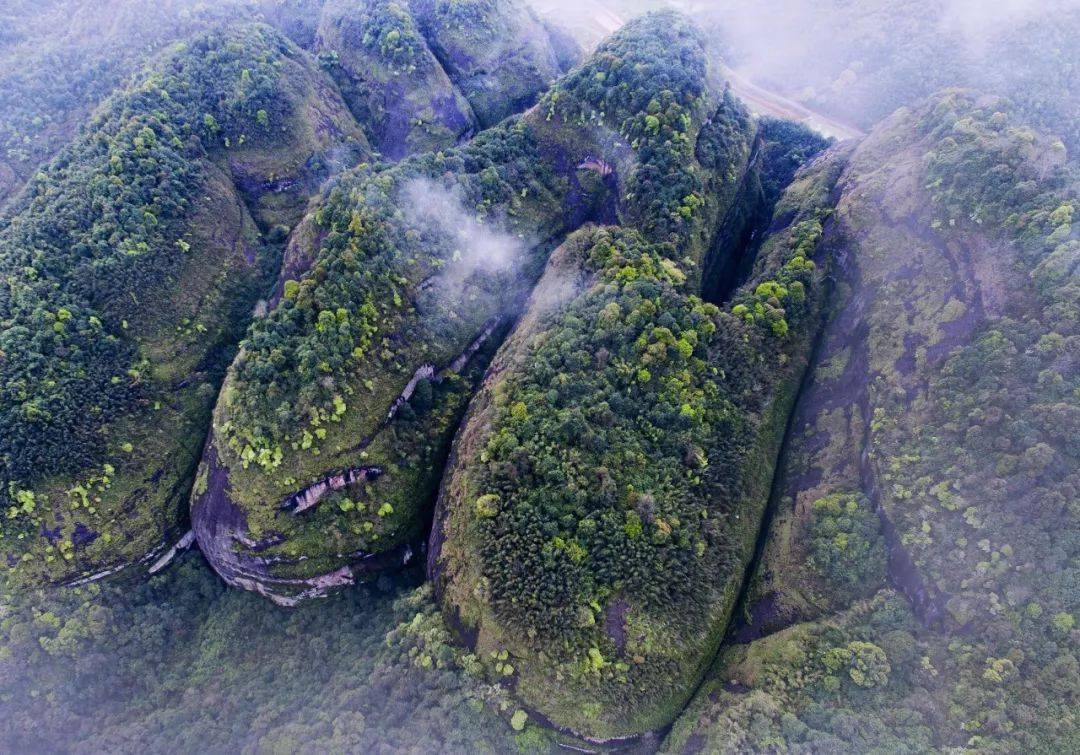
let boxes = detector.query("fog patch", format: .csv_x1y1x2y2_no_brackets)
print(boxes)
531,262,585,317
400,177,526,306
525,0,1078,138
940,0,1047,42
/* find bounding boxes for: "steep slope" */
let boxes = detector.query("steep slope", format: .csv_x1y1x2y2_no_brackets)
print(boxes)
665,92,1078,752
427,101,842,736
0,0,575,591
0,24,369,587
190,11,751,607
314,0,478,160
314,0,576,161
411,0,565,128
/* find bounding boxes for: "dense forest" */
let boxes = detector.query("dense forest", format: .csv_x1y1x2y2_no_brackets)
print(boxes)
0,1,1076,752
0,0,571,590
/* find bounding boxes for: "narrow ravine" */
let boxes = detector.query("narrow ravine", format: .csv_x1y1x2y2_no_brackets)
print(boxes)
700,133,767,304
724,247,838,644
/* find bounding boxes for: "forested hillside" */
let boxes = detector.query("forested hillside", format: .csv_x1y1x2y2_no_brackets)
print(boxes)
0,2,1075,752
663,89,1079,754
0,556,538,753
534,1,1080,150
426,16,837,737
0,1,570,589
0,22,369,587
0,0,573,208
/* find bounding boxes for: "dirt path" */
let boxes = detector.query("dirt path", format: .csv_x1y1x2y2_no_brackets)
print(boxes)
719,65,865,141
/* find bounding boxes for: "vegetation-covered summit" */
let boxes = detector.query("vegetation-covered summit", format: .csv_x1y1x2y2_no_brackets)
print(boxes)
0,22,368,585
429,127,841,737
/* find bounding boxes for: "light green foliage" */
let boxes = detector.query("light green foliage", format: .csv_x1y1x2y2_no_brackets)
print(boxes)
0,4,1075,753
547,13,710,247
510,709,528,731
844,641,891,687
198,9,736,602
731,219,819,338
0,1,286,206
459,231,752,681
360,2,426,74
808,492,887,596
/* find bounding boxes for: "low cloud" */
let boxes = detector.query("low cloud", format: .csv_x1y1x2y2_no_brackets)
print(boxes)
400,177,526,306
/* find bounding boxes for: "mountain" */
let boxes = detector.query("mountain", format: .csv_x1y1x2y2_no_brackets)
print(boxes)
0,23,368,586
0,4,1075,752
664,89,1078,753
191,10,682,606
0,1,571,589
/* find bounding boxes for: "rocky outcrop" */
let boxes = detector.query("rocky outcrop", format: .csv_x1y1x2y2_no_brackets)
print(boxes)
147,530,196,575
220,56,369,233
313,0,573,160
283,467,384,514
191,442,417,606
734,91,1073,639
191,312,512,604
427,126,843,739
314,0,477,160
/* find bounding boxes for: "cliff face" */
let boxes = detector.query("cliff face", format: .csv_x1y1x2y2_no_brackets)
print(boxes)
188,112,612,604
664,92,1079,752
314,0,575,161
410,0,567,128
732,91,1073,639
314,0,479,160
213,35,369,232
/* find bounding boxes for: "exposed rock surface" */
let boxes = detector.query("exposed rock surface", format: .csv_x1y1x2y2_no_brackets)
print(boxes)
735,92,1071,639
315,0,478,160
411,0,566,128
